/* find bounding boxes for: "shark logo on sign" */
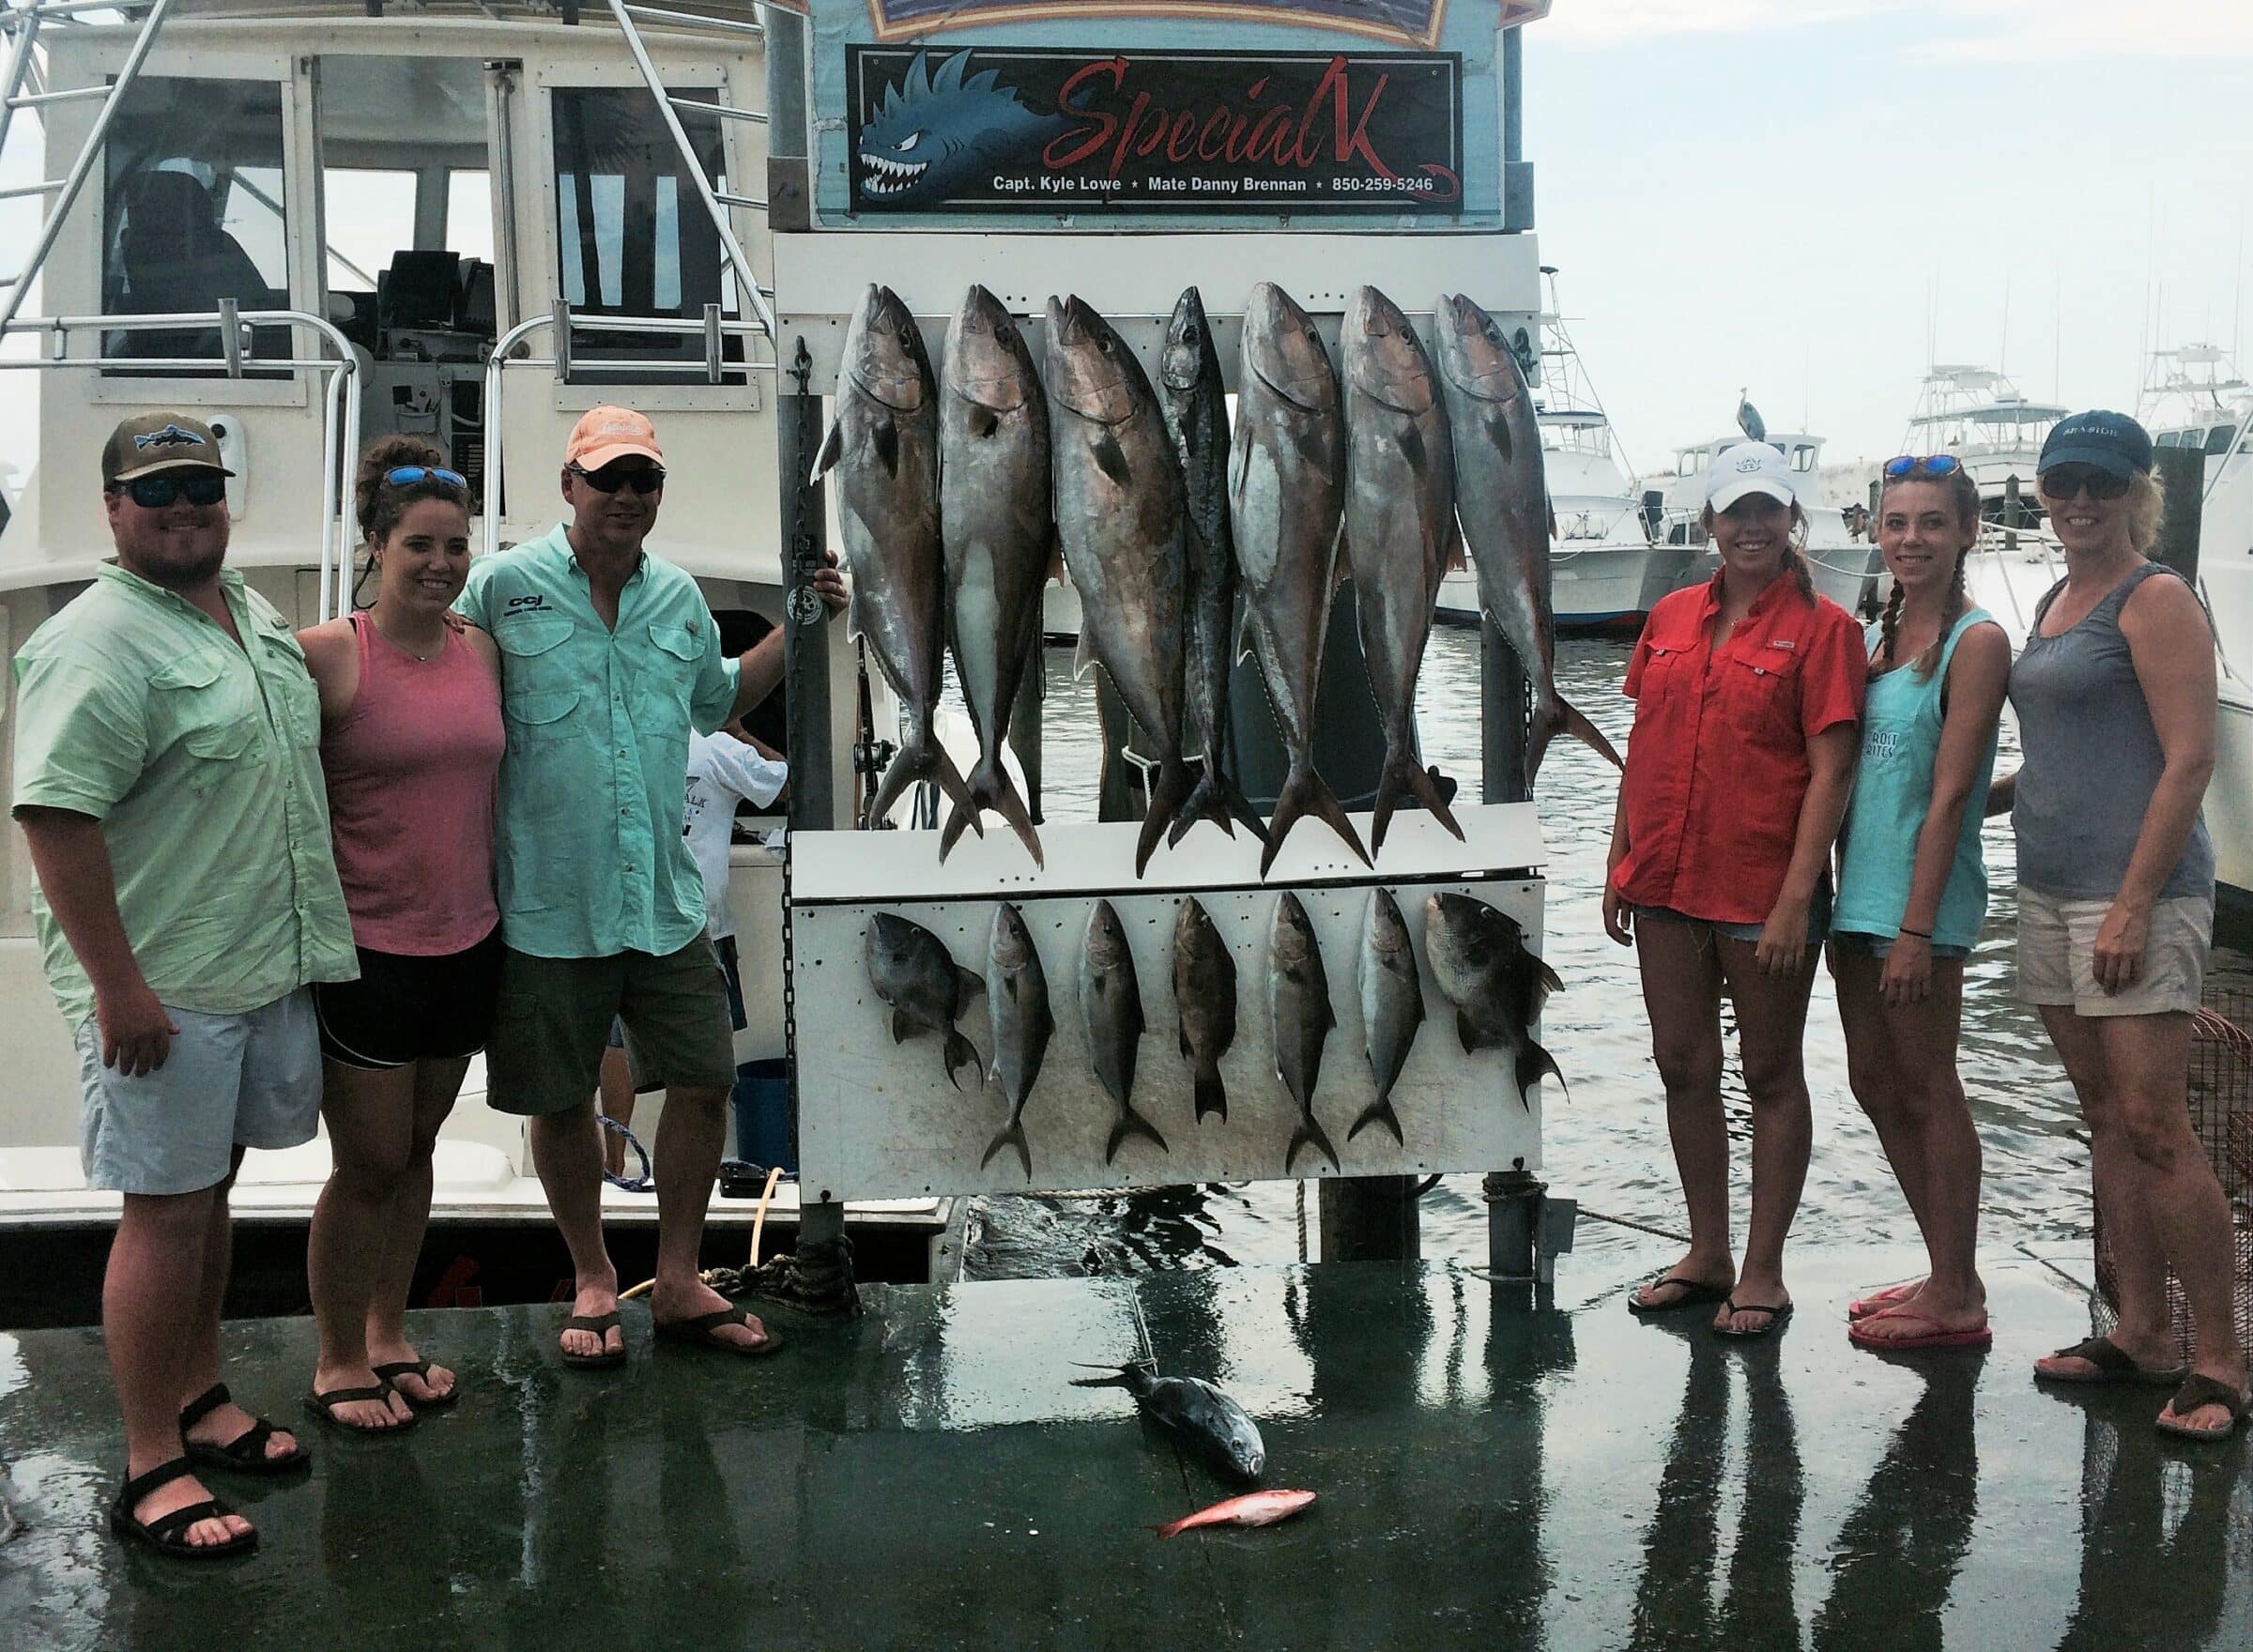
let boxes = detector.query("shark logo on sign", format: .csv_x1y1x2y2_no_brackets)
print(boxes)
133,423,207,451
857,50,1067,205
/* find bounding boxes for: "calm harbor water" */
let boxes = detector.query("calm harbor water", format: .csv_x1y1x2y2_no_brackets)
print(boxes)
960,627,2248,1280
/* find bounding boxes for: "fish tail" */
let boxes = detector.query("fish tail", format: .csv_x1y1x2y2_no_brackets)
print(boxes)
1527,693,1620,788
1105,1103,1170,1164
1166,759,1234,848
1371,745,1464,856
1134,755,1192,877
983,759,1045,867
1193,1062,1228,1124
1513,1037,1565,1109
943,1027,982,1092
932,743,984,834
1151,1517,1188,1540
1259,763,1372,879
1347,1096,1402,1146
979,1118,1034,1180
1285,1111,1341,1173
937,800,975,863
1560,694,1623,769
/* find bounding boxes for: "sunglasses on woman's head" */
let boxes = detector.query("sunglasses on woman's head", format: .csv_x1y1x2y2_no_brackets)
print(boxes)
113,474,227,509
386,465,467,491
570,461,666,495
1883,453,1963,479
2039,465,2130,502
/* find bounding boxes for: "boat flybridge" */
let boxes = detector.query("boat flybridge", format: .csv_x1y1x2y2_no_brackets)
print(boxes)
0,0,952,1301
1901,364,2067,525
1652,423,1885,618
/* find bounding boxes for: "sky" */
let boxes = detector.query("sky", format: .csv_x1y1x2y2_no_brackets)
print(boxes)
2,1,2248,487
1522,0,2253,470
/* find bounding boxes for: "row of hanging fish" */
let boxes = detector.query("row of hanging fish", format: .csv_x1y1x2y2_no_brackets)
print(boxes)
862,891,1562,1182
814,281,1620,881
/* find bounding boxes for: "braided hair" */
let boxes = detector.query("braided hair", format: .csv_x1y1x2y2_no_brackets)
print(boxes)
1877,461,1981,679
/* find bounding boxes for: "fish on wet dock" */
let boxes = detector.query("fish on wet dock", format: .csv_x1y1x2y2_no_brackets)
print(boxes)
1231,282,1371,876
1081,898,1168,1162
939,283,1050,865
1072,1360,1266,1482
1046,295,1192,875
1341,284,1464,854
864,910,984,1089
1171,895,1238,1124
1433,291,1621,789
1152,1488,1315,1539
1268,891,1339,1172
813,283,980,834
1422,892,1563,1108
1158,285,1264,848
1352,887,1425,1145
981,900,1052,1178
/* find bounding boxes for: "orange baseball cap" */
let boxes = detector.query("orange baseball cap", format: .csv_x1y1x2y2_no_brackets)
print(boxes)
565,405,663,470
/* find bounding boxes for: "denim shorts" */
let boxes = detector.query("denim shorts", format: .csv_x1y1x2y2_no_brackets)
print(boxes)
74,987,321,1196
1632,882,1832,947
1830,929,1971,962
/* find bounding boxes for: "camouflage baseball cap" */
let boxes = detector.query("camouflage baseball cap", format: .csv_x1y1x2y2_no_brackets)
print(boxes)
101,412,235,485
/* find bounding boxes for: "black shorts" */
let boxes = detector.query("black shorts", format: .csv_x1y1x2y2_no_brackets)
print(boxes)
313,926,504,1070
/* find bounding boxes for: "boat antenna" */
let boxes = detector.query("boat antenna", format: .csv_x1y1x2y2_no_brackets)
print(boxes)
1999,275,2010,375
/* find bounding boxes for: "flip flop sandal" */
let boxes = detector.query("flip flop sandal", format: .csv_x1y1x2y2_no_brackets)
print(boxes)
653,1306,785,1356
373,1359,460,1412
1626,1274,1734,1316
2033,1335,2188,1388
1713,1299,1794,1339
303,1383,417,1433
559,1310,628,1370
110,1457,257,1561
178,1383,310,1476
1847,1307,1994,1353
1847,1280,1924,1320
2155,1374,2251,1442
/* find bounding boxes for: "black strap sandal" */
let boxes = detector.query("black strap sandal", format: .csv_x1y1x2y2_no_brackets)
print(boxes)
2156,1373,2251,1441
303,1382,417,1433
2035,1335,2188,1388
559,1311,628,1370
653,1306,784,1356
372,1359,460,1412
109,1457,257,1560
1713,1299,1795,1339
1626,1274,1734,1317
178,1383,311,1476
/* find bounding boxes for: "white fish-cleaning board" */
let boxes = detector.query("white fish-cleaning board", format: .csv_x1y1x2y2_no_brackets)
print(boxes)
790,804,1547,1201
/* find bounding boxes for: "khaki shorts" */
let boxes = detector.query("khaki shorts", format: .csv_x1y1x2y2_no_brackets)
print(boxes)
484,941,737,1115
2015,889,2212,1017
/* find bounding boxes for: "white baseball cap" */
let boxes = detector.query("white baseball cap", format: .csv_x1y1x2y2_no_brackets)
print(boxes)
1707,441,1797,512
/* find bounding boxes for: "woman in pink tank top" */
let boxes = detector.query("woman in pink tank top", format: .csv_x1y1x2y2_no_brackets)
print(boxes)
297,437,503,1433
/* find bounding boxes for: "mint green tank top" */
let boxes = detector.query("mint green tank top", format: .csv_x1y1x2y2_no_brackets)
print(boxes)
1832,609,2001,949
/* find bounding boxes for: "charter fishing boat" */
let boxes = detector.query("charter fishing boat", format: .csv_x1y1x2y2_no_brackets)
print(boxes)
0,0,954,1320
1433,273,1695,635
1650,421,1885,617
1900,364,2068,524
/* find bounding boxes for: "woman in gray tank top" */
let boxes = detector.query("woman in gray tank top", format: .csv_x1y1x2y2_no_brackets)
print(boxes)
1989,410,2244,1440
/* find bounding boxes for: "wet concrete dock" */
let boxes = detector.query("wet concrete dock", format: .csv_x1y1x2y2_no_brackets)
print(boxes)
0,1247,2246,1650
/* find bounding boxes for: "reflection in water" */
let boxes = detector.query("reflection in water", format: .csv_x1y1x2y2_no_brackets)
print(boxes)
1810,1357,1981,1651
2058,1411,2235,1651
1630,1333,1802,1652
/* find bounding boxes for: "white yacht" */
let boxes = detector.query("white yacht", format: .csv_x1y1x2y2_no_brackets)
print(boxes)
1901,364,2068,524
1650,424,1885,617
1434,275,1698,634
0,0,953,1311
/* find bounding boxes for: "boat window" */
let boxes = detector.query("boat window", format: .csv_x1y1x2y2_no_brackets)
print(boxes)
1790,444,1816,472
1678,452,1699,477
550,85,742,382
2209,424,2240,457
324,167,419,293
100,77,289,373
447,170,494,262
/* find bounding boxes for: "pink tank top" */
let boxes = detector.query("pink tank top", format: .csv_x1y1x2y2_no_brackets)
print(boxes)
322,615,505,956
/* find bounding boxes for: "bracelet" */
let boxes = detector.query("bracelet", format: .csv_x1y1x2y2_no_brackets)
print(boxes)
1897,926,1933,941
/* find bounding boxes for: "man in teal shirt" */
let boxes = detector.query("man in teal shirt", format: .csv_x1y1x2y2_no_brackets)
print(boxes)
457,406,840,1369
13,414,356,1557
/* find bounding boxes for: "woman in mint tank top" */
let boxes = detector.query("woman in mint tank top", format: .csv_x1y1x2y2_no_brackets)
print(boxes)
1827,459,2009,1354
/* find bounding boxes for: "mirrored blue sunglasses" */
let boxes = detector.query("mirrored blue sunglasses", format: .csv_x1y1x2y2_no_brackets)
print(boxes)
1883,453,1963,479
386,466,467,490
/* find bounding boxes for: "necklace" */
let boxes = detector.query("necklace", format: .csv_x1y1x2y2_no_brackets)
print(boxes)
373,614,447,662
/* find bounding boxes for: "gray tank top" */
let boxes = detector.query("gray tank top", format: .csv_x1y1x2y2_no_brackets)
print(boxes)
2010,562,2214,901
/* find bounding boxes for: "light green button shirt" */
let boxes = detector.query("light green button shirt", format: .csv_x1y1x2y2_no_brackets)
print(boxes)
10,564,358,1026
456,523,740,959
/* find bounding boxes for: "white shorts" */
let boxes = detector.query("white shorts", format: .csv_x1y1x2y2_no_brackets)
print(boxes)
2015,889,2212,1018
73,988,322,1196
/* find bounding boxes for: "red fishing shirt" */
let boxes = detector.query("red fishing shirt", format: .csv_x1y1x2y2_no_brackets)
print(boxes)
1611,571,1866,925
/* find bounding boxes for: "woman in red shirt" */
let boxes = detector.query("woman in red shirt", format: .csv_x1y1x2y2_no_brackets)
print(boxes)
1602,443,1866,1337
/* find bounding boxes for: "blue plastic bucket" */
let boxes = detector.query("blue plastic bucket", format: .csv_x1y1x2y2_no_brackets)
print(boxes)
731,1057,795,1173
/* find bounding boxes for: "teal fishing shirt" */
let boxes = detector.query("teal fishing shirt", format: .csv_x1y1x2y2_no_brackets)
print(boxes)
457,523,739,960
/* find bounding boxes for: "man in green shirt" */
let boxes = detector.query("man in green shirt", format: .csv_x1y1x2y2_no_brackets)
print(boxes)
457,406,841,1369
11,413,358,1559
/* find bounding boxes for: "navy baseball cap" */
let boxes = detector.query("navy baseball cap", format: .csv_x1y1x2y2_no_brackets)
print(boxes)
2037,409,2153,480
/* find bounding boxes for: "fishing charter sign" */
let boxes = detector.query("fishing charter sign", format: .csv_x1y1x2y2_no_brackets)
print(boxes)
847,46,1463,216
800,0,1541,228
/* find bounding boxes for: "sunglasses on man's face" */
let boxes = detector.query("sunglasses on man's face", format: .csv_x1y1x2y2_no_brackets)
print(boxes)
114,474,227,510
2039,465,2130,503
571,462,666,496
